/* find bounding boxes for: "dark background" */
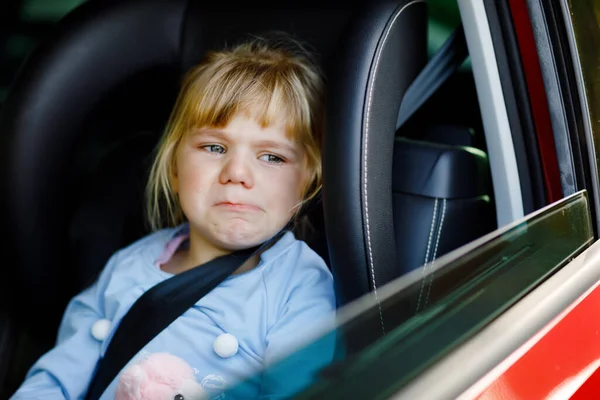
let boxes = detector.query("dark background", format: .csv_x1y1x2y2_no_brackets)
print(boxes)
0,0,462,114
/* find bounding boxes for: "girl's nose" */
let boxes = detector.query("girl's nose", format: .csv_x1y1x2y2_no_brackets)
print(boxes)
218,154,254,188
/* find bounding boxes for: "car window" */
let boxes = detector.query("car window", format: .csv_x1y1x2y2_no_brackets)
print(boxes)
563,1,600,176
223,191,593,399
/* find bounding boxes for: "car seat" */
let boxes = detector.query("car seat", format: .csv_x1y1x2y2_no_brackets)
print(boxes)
322,13,497,310
0,0,428,395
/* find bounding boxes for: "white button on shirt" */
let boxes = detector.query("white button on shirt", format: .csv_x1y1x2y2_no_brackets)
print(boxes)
213,333,239,358
91,319,112,341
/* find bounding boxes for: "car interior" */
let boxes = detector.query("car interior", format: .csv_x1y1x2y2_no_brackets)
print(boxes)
0,0,498,397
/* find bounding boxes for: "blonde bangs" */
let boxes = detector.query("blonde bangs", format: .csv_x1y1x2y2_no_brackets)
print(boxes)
180,58,312,142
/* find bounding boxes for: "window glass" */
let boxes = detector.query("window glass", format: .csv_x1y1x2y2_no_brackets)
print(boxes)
225,191,593,399
564,1,600,173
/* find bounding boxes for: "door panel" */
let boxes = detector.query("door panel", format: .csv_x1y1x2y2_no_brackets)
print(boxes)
467,270,600,399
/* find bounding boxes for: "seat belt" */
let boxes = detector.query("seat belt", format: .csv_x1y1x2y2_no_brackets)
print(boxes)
396,24,469,130
85,231,284,400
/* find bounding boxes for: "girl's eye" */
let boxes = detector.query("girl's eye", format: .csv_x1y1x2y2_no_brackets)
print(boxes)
259,154,284,164
202,144,226,154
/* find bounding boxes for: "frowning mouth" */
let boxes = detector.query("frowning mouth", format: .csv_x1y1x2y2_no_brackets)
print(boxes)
214,202,262,212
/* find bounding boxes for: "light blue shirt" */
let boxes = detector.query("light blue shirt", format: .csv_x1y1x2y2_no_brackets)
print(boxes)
11,226,336,399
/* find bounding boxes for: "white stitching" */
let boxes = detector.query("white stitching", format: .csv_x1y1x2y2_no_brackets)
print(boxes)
431,199,446,265
424,198,446,308
424,199,439,265
364,0,422,335
416,198,438,312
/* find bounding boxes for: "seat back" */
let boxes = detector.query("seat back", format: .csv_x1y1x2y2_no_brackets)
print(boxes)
322,0,495,340
392,136,495,276
323,0,428,308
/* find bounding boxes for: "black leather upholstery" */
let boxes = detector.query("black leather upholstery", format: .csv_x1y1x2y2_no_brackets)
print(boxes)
0,0,191,331
392,137,495,276
323,0,428,307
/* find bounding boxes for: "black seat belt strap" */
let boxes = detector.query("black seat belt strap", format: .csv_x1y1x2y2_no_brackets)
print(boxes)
396,24,469,130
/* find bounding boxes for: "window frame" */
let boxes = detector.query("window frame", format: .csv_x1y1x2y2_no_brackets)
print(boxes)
457,0,525,228
524,0,599,234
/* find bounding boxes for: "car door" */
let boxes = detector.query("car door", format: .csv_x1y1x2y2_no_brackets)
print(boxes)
294,190,594,399
393,0,600,395
378,0,600,396
459,0,600,398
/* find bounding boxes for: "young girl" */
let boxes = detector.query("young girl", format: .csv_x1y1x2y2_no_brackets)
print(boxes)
11,35,336,400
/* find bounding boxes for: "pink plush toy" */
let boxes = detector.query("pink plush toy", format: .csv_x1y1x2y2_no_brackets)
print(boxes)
114,353,207,400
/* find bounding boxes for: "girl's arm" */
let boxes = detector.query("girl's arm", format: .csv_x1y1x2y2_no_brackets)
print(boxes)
259,258,337,399
10,254,120,400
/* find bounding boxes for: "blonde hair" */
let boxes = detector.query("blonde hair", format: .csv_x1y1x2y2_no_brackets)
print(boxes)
146,34,325,231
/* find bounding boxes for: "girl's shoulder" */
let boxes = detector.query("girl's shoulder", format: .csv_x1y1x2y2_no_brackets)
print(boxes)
260,231,333,291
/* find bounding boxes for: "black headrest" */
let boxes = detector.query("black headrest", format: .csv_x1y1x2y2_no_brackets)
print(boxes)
392,137,491,199
181,2,352,73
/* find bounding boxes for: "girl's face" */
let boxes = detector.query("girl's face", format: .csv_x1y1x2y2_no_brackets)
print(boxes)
172,112,308,252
